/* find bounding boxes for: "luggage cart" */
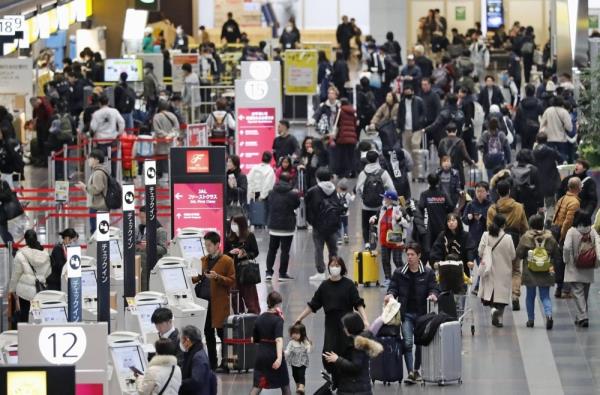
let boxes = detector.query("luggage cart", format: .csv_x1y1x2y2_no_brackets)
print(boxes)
456,285,475,336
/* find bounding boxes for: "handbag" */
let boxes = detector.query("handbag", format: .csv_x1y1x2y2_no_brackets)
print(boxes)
386,229,403,246
2,191,23,220
26,260,47,294
194,278,211,301
237,258,261,285
157,365,175,395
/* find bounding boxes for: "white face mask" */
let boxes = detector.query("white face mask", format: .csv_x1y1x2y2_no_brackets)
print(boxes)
231,223,239,234
286,26,293,32
329,266,342,277
179,342,187,352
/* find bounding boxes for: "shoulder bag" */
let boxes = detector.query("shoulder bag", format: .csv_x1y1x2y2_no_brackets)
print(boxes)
157,365,175,395
26,259,47,293
481,233,507,278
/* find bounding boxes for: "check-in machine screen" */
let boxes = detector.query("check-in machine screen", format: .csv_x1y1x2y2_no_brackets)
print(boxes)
180,237,204,261
137,304,160,333
40,307,67,323
110,239,122,263
112,346,144,377
160,267,188,293
81,270,97,299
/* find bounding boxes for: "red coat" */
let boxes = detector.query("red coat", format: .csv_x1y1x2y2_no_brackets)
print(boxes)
120,134,136,170
336,105,358,145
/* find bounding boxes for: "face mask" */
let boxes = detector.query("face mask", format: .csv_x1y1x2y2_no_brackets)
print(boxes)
286,26,293,32
329,266,342,277
231,223,239,234
405,94,413,99
179,342,187,352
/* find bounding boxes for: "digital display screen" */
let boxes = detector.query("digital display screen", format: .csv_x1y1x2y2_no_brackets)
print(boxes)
40,307,67,324
110,240,122,263
486,0,504,29
111,346,144,378
104,59,143,82
180,237,204,261
7,370,47,394
81,270,97,299
137,304,160,333
160,267,188,293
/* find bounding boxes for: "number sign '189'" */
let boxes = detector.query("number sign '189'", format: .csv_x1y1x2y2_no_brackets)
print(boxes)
39,327,87,364
0,15,24,36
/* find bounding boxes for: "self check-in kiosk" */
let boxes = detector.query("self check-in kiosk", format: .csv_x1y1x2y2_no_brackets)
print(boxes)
0,330,18,364
28,290,68,324
168,227,205,273
149,257,207,331
108,331,148,395
124,291,168,345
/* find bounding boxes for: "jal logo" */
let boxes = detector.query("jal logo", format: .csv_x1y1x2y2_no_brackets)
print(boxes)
124,191,135,204
186,150,209,173
69,255,81,270
98,220,109,235
146,167,156,179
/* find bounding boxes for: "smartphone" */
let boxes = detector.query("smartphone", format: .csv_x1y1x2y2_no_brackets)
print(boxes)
129,366,143,375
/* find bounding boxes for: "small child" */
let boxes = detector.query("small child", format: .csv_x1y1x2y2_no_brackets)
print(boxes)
285,323,311,394
337,178,355,245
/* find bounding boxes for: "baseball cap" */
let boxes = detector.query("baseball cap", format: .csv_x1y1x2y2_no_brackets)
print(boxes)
381,191,398,201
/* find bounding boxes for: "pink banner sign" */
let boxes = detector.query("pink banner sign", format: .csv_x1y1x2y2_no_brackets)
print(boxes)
173,183,224,239
236,107,276,173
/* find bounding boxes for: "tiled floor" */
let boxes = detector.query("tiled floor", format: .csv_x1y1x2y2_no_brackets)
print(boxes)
12,135,600,395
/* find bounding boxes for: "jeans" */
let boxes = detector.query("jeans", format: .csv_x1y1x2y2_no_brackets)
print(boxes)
204,302,224,369
312,230,338,273
121,112,133,130
381,246,403,279
339,215,349,236
548,142,569,164
526,286,552,321
361,209,379,245
402,313,421,372
266,234,294,275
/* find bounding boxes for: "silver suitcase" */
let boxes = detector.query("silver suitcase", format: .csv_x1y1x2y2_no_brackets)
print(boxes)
412,132,429,181
421,321,462,386
296,169,307,229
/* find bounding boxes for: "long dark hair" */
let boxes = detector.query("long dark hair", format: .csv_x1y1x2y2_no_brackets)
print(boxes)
228,214,250,242
445,212,463,235
25,229,43,251
488,214,506,237
289,322,311,345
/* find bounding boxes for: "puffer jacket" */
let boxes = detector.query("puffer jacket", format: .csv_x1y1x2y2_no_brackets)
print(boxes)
486,196,529,237
267,181,300,233
515,229,560,287
336,105,358,145
246,162,275,201
136,354,182,395
553,192,581,242
9,247,51,301
335,333,383,395
533,143,561,198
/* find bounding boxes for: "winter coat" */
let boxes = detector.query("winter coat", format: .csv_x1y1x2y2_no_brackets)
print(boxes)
418,187,454,245
396,96,426,132
180,342,214,395
371,103,399,127
419,90,442,127
246,163,275,201
430,229,476,274
514,97,543,140
267,181,300,233
356,163,396,210
201,254,235,328
462,198,492,247
86,163,108,211
334,333,383,394
386,263,439,319
414,56,432,78
120,133,136,171
477,230,516,304
553,192,581,242
336,105,358,145
486,197,529,238
516,229,559,287
298,145,328,190
152,111,179,155
540,105,573,143
305,181,337,231
424,105,465,147
9,247,51,301
563,227,600,284
376,204,410,249
226,169,247,206
438,137,472,170
533,143,562,198
477,86,505,115
559,172,598,218
136,354,182,395
507,163,544,217
272,134,300,163
478,130,511,170
435,167,461,208
381,144,412,199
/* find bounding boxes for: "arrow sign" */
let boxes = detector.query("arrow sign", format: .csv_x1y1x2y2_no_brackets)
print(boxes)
175,193,183,200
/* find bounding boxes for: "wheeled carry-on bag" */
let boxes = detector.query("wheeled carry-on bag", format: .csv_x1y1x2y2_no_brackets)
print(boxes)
223,292,258,372
296,169,307,229
249,199,268,227
412,131,429,182
353,250,379,287
370,336,403,384
421,320,462,386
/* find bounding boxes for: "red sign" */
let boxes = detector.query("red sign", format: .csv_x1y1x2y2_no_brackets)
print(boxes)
173,183,224,239
236,107,276,173
186,150,210,173
187,123,207,146
76,384,103,395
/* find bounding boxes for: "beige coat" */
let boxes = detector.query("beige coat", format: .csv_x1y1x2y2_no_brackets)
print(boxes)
563,226,600,284
540,105,573,143
477,230,516,304
370,103,399,127
86,163,108,211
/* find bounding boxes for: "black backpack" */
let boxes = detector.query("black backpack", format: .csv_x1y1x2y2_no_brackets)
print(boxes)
362,169,385,207
117,85,136,114
97,168,123,210
316,192,343,235
511,165,534,201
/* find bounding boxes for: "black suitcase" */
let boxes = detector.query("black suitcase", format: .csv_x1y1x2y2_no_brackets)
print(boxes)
370,335,403,384
223,293,258,372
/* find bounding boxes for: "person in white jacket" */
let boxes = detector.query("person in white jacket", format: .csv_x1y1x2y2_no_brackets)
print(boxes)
136,338,182,395
247,151,276,202
8,230,51,323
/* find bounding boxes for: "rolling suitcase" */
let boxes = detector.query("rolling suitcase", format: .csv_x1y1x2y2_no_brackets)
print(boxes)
353,250,379,287
370,336,403,384
249,199,268,227
223,292,258,372
466,166,483,188
421,321,462,386
296,170,307,229
412,131,429,182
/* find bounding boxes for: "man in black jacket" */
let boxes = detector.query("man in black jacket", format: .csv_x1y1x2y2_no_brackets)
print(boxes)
266,173,300,281
221,12,241,43
151,307,183,365
418,173,454,255
272,119,299,163
514,84,544,149
419,78,441,128
382,31,402,66
478,75,505,115
532,132,562,219
558,159,598,218
422,93,464,148
336,15,354,60
384,242,438,384
396,83,426,159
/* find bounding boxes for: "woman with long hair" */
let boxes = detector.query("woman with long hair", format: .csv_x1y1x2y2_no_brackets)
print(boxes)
430,212,476,276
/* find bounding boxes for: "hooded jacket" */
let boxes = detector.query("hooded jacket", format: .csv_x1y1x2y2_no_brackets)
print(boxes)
267,181,300,233
136,354,182,395
334,333,383,394
486,196,529,237
356,163,396,210
540,105,573,143
515,229,560,287
305,180,337,230
533,143,562,197
9,247,51,301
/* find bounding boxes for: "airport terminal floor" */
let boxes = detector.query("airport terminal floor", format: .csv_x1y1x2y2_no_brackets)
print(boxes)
12,125,600,395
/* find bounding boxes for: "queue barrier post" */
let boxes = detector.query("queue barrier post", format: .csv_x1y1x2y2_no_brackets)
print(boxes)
63,144,68,182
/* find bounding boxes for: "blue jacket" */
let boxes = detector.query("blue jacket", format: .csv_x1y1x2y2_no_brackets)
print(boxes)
462,198,491,246
180,343,215,395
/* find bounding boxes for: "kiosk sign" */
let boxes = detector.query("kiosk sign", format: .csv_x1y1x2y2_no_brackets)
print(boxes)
173,183,224,237
236,107,276,173
186,150,210,173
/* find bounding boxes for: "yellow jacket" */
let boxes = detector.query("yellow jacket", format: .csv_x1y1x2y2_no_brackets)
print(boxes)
553,192,581,242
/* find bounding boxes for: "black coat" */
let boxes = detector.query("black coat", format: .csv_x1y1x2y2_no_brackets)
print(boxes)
382,143,411,199
305,182,335,231
226,169,247,206
430,230,476,275
334,333,382,394
478,86,505,115
419,90,442,127
396,96,426,132
514,97,543,141
418,187,454,245
48,243,66,291
386,264,439,319
532,143,561,198
415,55,433,78
267,181,300,232
272,134,299,163
559,172,598,217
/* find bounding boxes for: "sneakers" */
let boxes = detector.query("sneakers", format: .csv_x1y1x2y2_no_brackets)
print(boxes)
526,320,534,328
265,272,273,281
382,278,390,288
546,316,553,330
414,371,422,382
309,272,328,281
343,234,349,244
575,318,589,328
364,243,371,250
404,371,417,385
279,274,294,281
491,308,503,328
512,299,520,311
337,239,343,246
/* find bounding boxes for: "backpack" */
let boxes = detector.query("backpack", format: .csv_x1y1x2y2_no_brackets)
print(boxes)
362,169,385,207
521,41,534,55
472,102,485,138
527,237,551,272
486,135,505,166
117,85,136,114
57,114,73,143
338,192,349,215
208,112,232,138
315,192,343,235
576,232,597,269
511,165,534,199
97,168,123,210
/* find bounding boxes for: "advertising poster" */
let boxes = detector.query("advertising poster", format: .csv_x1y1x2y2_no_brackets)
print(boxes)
284,50,318,95
187,123,208,147
455,6,466,21
104,59,143,82
172,54,199,92
173,183,224,238
0,57,33,97
236,107,276,173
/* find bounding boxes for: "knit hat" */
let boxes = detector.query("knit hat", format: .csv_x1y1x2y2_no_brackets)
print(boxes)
342,312,365,336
